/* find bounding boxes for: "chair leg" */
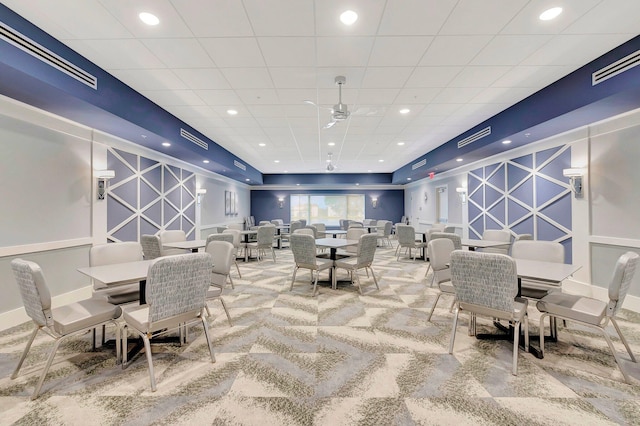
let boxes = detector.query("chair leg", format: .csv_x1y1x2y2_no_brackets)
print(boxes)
610,317,637,362
539,313,549,358
115,321,122,365
427,293,441,322
234,260,242,279
271,248,276,263
32,337,63,400
512,320,521,376
220,298,233,326
228,274,234,289
425,264,432,280
369,267,379,289
290,266,299,291
312,270,319,297
12,326,39,379
200,315,216,363
523,313,529,352
354,270,363,295
142,333,157,392
205,303,212,317
121,324,128,367
448,306,460,354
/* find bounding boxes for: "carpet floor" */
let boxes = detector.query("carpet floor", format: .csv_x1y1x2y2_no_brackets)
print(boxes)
1,242,640,425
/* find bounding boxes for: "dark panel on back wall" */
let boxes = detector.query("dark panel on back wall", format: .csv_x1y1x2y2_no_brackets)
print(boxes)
251,189,405,227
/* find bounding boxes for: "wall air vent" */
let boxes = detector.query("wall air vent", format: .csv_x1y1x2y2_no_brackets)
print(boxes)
234,160,246,171
180,128,208,150
457,126,491,149
412,159,426,170
0,21,97,89
592,49,640,85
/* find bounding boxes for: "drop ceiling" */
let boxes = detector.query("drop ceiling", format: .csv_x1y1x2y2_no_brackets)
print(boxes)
2,0,640,175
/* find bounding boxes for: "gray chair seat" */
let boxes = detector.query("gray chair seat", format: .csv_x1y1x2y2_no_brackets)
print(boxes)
537,292,606,324
53,299,122,335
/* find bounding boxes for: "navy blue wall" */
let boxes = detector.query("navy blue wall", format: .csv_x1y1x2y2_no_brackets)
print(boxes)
251,189,404,228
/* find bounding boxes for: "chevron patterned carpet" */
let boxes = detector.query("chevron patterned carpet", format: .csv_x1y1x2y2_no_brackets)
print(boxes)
1,242,640,425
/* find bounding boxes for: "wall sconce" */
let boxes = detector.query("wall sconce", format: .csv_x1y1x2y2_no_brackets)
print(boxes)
196,188,207,204
371,197,378,208
456,187,467,203
278,197,284,208
563,168,585,198
95,170,115,200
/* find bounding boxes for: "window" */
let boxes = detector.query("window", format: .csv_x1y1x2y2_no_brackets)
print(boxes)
290,194,365,227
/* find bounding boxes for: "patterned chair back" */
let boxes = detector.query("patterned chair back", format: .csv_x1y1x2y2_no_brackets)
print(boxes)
429,232,462,250
290,233,318,269
141,235,162,260
11,259,52,328
146,253,211,323
450,251,518,313
207,233,234,245
356,234,378,266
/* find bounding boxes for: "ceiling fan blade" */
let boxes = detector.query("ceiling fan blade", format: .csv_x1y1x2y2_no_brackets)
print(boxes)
304,100,333,111
323,120,337,129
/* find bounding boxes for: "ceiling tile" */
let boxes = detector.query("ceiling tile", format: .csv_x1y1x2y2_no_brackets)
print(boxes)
361,67,414,88
405,67,462,87
172,69,232,90
439,0,529,35
110,69,187,90
169,0,253,36
142,38,215,68
378,0,457,35
448,66,511,87
219,68,274,89
235,89,280,105
269,68,317,89
471,35,553,66
197,90,242,106
522,34,634,66
199,38,265,67
314,0,386,36
258,37,316,67
99,0,192,38
243,0,315,36
65,39,165,69
368,37,433,66
316,37,375,67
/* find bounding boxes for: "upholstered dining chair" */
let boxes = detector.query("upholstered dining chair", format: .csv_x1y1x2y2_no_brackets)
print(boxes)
289,233,333,297
537,251,639,383
204,241,234,325
334,233,379,295
480,229,512,255
141,234,162,260
511,240,564,299
222,228,245,271
11,259,122,400
121,253,215,392
426,238,457,321
343,228,367,255
90,241,143,305
376,221,393,248
448,250,529,375
424,232,462,279
246,225,276,262
312,222,327,238
159,229,188,256
395,225,428,261
207,233,240,284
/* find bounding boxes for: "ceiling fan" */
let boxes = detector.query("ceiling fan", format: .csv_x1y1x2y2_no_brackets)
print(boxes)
326,152,336,172
305,75,350,129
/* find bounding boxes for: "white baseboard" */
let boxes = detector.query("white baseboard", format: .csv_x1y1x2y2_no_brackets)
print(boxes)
563,278,640,313
0,286,93,332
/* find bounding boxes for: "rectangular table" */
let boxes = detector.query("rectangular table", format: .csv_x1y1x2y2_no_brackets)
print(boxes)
315,238,359,289
461,239,511,251
274,225,290,249
473,258,581,358
163,239,207,253
239,230,258,261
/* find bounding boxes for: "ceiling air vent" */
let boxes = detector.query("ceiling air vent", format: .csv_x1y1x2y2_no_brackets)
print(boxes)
457,126,491,149
234,160,246,171
180,128,208,150
592,49,640,85
412,159,426,170
0,21,97,89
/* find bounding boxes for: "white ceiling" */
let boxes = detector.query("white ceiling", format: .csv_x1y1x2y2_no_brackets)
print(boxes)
3,0,640,174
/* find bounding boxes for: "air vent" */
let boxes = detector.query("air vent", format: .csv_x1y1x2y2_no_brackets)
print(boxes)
180,128,208,150
412,159,426,170
0,21,97,89
592,49,640,85
234,160,246,171
457,126,491,149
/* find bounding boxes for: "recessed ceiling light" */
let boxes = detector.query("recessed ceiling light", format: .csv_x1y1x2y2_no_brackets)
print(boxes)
296,183,300,186
328,142,335,146
340,10,358,25
226,109,238,115
397,142,405,146
502,140,512,145
379,159,384,163
407,178,412,181
245,178,250,182
284,170,288,173
367,170,372,173
456,158,463,162
539,7,562,21
274,160,280,163
162,142,171,147
259,143,266,147
399,108,410,114
203,160,210,164
139,12,159,26
355,183,359,186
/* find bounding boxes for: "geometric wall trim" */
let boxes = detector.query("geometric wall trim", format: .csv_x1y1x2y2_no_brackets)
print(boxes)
107,148,196,242
468,145,573,263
